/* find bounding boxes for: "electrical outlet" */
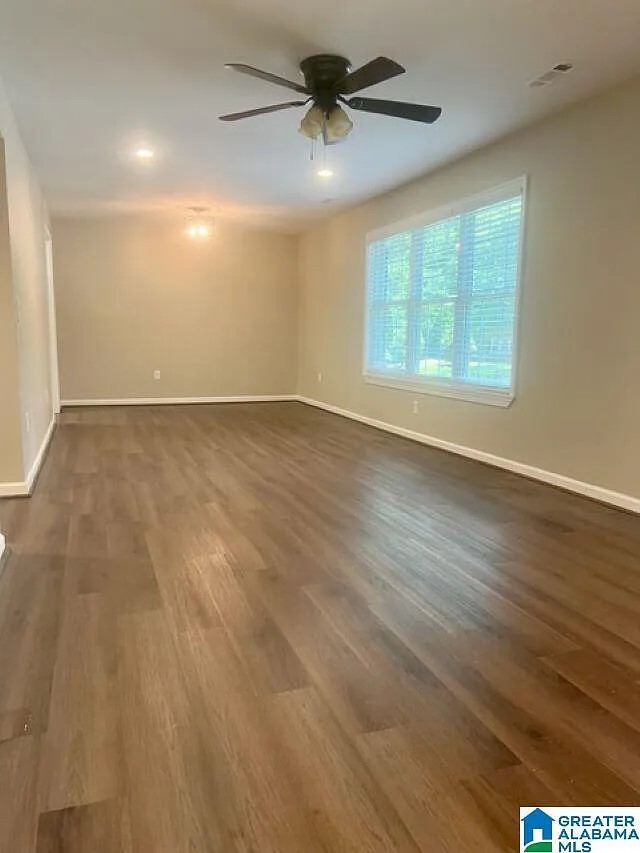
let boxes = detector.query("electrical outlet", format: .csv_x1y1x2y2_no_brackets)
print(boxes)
412,400,419,415
317,372,323,383
153,369,161,380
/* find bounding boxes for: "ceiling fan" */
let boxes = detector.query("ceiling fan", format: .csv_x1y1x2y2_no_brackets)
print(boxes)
219,55,442,143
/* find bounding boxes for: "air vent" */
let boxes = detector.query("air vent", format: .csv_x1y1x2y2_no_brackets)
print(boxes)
528,62,574,88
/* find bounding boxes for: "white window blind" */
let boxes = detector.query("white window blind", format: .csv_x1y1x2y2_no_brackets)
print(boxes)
365,179,525,406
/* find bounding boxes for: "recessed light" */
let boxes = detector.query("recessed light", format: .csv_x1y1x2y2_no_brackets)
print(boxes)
134,147,155,160
317,168,334,179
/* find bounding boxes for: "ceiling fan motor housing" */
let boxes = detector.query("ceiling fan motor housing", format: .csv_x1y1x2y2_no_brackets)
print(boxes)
300,54,351,111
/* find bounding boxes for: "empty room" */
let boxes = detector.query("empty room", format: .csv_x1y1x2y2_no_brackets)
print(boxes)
1,1,640,851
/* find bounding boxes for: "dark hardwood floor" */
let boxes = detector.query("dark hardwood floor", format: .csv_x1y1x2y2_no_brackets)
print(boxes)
1,401,640,852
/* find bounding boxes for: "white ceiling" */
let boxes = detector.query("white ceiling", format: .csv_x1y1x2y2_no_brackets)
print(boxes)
1,0,640,230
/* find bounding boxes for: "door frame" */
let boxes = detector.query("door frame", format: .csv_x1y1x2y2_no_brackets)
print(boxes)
44,225,60,415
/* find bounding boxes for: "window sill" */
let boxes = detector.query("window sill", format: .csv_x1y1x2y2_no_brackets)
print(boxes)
363,373,514,408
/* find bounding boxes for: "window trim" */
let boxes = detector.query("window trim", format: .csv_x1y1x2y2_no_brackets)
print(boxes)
363,176,527,408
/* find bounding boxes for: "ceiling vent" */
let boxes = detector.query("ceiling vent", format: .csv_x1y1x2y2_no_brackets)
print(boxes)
528,62,574,88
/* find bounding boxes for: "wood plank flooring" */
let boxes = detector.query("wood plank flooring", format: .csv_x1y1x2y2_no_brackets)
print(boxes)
1,401,640,851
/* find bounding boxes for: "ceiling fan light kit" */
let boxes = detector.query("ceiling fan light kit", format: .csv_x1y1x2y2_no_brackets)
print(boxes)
299,104,324,139
298,103,353,143
220,54,442,150
323,105,353,143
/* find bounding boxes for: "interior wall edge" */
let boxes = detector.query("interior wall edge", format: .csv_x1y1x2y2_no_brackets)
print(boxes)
0,75,53,483
0,415,55,497
0,532,8,575
24,416,55,490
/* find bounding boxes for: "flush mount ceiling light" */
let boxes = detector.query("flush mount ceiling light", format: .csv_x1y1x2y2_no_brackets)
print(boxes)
185,207,214,240
219,54,442,143
186,223,212,239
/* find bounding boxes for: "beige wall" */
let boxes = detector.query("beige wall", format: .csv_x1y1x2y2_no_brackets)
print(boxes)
0,78,52,483
53,217,298,400
298,75,640,500
0,139,24,483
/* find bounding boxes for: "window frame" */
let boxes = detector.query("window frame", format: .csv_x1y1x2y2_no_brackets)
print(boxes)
363,176,527,408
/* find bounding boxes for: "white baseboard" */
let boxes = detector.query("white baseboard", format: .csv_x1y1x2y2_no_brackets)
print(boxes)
0,417,55,498
297,396,640,515
26,417,56,492
0,481,28,498
61,395,297,407
0,531,8,580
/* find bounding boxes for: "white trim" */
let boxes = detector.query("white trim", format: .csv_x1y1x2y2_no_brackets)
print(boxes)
296,396,640,515
26,417,55,491
364,373,513,407
0,482,28,497
0,417,55,497
365,176,526,244
44,228,61,415
0,531,7,582
60,395,297,407
509,174,528,406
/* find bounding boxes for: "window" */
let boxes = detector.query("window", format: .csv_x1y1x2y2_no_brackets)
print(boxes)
364,178,525,406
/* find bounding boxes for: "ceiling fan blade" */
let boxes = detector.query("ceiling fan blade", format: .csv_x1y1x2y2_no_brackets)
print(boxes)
334,57,405,95
346,97,442,124
219,101,306,121
225,63,309,95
